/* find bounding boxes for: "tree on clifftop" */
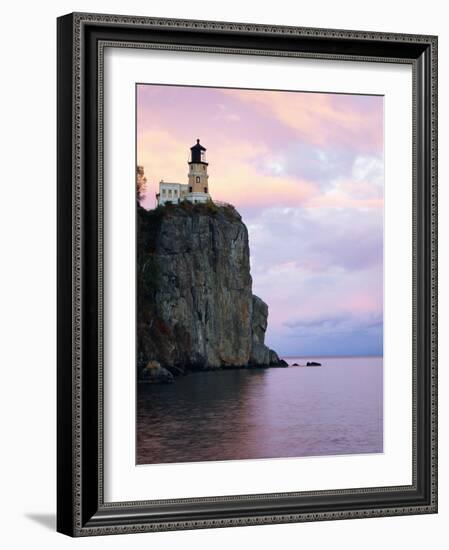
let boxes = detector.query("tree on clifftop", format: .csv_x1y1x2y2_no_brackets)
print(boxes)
136,165,147,205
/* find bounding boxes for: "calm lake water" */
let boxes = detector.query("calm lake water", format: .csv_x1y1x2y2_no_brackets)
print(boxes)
136,356,383,465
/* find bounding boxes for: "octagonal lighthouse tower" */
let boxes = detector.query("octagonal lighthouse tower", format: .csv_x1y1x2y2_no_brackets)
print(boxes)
187,139,210,203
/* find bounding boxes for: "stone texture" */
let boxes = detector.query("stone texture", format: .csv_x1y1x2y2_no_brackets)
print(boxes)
137,202,283,376
249,296,282,366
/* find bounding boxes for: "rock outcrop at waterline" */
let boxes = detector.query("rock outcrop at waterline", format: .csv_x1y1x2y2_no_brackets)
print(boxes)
137,201,285,379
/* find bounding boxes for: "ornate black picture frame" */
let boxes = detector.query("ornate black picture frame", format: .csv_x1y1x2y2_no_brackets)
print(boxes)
57,12,438,536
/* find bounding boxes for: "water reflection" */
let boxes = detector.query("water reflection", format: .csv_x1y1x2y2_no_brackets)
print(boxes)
136,357,383,465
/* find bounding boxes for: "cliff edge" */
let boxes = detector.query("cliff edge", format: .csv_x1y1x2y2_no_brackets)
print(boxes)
137,201,284,378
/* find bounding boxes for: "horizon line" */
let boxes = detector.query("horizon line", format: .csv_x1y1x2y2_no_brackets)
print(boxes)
281,354,383,359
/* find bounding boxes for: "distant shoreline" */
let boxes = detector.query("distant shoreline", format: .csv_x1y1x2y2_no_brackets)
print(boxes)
281,355,383,359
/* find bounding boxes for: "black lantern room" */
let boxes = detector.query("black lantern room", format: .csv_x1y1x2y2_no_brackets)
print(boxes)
189,139,208,165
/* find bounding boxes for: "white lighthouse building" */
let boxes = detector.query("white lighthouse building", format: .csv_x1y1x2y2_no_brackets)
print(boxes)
156,139,211,206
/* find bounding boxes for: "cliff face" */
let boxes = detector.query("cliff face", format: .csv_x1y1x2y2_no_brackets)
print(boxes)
137,202,282,376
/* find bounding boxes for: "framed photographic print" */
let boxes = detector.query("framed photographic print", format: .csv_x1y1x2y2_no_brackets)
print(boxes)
57,12,438,536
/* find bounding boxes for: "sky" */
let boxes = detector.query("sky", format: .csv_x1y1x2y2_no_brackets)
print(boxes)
137,84,384,357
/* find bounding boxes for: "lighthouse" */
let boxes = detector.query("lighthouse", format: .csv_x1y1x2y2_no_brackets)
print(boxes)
156,139,211,206
188,139,209,194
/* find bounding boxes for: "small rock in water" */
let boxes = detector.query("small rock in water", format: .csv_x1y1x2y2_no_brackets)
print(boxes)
292,363,299,366
306,361,321,366
141,360,174,384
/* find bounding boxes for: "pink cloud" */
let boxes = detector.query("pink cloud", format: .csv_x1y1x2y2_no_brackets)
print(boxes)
221,88,383,154
138,128,318,210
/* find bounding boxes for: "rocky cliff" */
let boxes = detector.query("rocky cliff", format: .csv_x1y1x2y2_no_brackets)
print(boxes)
137,201,284,378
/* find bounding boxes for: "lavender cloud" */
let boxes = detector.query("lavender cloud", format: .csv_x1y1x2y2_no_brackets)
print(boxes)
245,207,383,274
284,311,383,336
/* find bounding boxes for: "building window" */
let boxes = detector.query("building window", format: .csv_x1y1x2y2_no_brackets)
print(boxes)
174,190,178,196
162,189,166,195
189,186,192,192
204,187,208,193
196,176,200,183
